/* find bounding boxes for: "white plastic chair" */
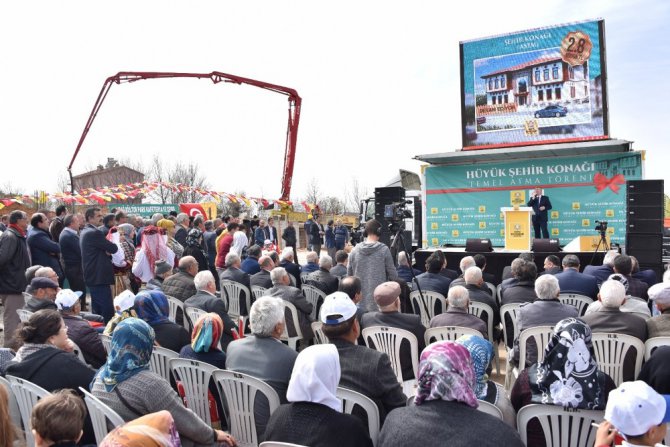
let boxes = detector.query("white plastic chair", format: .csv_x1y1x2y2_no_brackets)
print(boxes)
361,326,419,397
409,290,446,328
184,306,208,331
591,332,644,386
79,387,125,444
213,370,281,447
299,272,310,283
6,375,51,447
169,358,219,426
22,291,31,304
485,282,497,297
311,321,329,344
280,301,304,350
500,303,522,390
644,336,670,361
260,442,308,447
251,285,268,301
220,280,251,324
0,375,21,431
468,301,500,375
288,274,297,287
16,309,33,323
100,333,112,355
517,404,604,447
70,341,88,364
149,346,179,383
301,285,326,321
337,386,380,446
165,294,185,326
424,325,484,345
476,399,503,420
517,325,554,371
558,293,593,316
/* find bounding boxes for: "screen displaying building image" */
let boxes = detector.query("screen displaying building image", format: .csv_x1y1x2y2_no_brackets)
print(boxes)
460,19,608,149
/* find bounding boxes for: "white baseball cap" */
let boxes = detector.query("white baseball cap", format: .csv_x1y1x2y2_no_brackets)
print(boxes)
605,381,670,437
320,292,357,325
55,289,82,311
114,290,136,312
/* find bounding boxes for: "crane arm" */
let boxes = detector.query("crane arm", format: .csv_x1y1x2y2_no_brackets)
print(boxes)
67,71,301,201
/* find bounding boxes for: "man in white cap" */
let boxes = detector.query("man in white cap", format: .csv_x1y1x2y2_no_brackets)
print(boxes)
360,281,425,380
321,291,406,424
647,281,670,338
599,380,670,446
56,289,106,368
103,290,137,335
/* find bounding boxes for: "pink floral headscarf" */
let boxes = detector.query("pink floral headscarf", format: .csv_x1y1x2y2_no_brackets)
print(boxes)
414,341,478,408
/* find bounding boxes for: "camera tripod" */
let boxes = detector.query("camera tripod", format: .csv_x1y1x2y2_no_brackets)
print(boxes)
589,229,610,266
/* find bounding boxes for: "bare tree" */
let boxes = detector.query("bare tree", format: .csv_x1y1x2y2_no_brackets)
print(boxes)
146,155,171,204
0,182,23,198
304,177,322,205
320,196,345,215
344,177,370,212
167,162,210,203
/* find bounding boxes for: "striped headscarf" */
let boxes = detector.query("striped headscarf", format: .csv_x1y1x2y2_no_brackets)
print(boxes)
100,410,180,447
95,318,155,392
134,290,170,326
191,313,224,353
414,341,478,408
455,334,494,398
140,225,168,275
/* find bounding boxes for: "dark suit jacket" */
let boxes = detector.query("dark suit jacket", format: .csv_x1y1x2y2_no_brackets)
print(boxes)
184,290,236,350
583,264,614,285
280,260,302,287
634,270,658,289
501,280,537,305
527,194,552,222
415,272,451,297
483,271,497,285
219,266,252,315
554,268,599,299
540,266,561,276
240,256,261,275
360,311,425,381
80,224,118,286
250,269,274,289
330,264,347,279
429,308,488,339
625,275,649,300
439,268,458,281
330,338,406,425
305,268,339,296
27,227,63,280
269,284,313,339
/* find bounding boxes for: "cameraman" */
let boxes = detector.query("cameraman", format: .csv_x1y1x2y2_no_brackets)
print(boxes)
527,187,552,239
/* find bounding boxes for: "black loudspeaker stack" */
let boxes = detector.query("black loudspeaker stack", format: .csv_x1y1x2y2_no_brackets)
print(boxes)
626,180,664,279
532,238,561,252
465,238,494,252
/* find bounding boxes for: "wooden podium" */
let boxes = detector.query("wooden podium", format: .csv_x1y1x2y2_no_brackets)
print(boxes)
502,207,533,251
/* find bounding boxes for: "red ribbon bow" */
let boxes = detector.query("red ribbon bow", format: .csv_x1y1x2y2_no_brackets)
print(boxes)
593,173,625,193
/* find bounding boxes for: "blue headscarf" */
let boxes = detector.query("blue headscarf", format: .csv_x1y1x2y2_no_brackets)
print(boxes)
455,334,494,398
134,290,170,326
95,318,155,392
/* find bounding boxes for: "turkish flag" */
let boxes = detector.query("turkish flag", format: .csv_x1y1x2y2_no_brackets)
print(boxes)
180,203,207,218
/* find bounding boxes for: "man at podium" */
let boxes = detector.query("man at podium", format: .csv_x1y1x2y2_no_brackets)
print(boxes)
527,187,552,239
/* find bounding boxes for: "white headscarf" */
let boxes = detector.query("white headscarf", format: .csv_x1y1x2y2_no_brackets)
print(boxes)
286,344,341,412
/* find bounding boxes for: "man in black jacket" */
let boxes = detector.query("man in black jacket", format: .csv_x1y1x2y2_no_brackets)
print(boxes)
80,207,119,322
0,210,31,346
321,291,406,424
250,256,274,289
305,254,339,296
59,214,88,310
281,221,298,264
55,288,106,368
527,187,552,239
219,253,252,315
23,277,59,312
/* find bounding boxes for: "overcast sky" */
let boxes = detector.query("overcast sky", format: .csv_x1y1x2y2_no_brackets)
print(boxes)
1,0,668,203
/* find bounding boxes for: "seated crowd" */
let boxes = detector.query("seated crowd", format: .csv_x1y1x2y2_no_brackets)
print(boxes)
1,209,670,447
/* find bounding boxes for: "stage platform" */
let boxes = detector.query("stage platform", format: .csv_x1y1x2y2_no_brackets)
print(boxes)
413,248,605,285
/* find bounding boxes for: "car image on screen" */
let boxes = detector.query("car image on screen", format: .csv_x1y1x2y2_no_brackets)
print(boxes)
534,105,568,118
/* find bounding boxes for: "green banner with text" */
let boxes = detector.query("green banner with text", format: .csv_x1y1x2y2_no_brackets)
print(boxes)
424,151,643,247
108,203,178,217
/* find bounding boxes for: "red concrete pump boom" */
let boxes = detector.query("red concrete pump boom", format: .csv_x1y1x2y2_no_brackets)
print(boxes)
67,71,302,201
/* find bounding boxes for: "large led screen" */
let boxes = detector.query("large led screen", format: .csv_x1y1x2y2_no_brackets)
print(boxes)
460,19,608,150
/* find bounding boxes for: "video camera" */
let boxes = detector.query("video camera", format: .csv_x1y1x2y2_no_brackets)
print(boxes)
594,220,608,234
384,201,413,221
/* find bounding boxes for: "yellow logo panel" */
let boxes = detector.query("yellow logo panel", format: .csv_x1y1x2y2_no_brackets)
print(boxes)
551,228,559,236
431,238,440,246
430,208,438,215
451,214,459,222
550,211,559,219
452,230,460,238
572,202,581,210
510,190,525,206
582,219,590,227
431,222,439,230
478,206,486,213
605,209,614,218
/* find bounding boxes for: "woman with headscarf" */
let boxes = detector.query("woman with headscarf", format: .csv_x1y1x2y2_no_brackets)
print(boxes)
183,228,208,272
132,225,175,284
91,318,237,447
456,334,516,427
100,410,180,447
639,345,670,394
157,218,184,262
264,344,372,447
134,290,190,353
510,317,616,447
378,341,523,447
5,309,98,445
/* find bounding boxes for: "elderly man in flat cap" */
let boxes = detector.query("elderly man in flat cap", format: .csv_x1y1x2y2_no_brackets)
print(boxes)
360,281,425,381
648,281,670,338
